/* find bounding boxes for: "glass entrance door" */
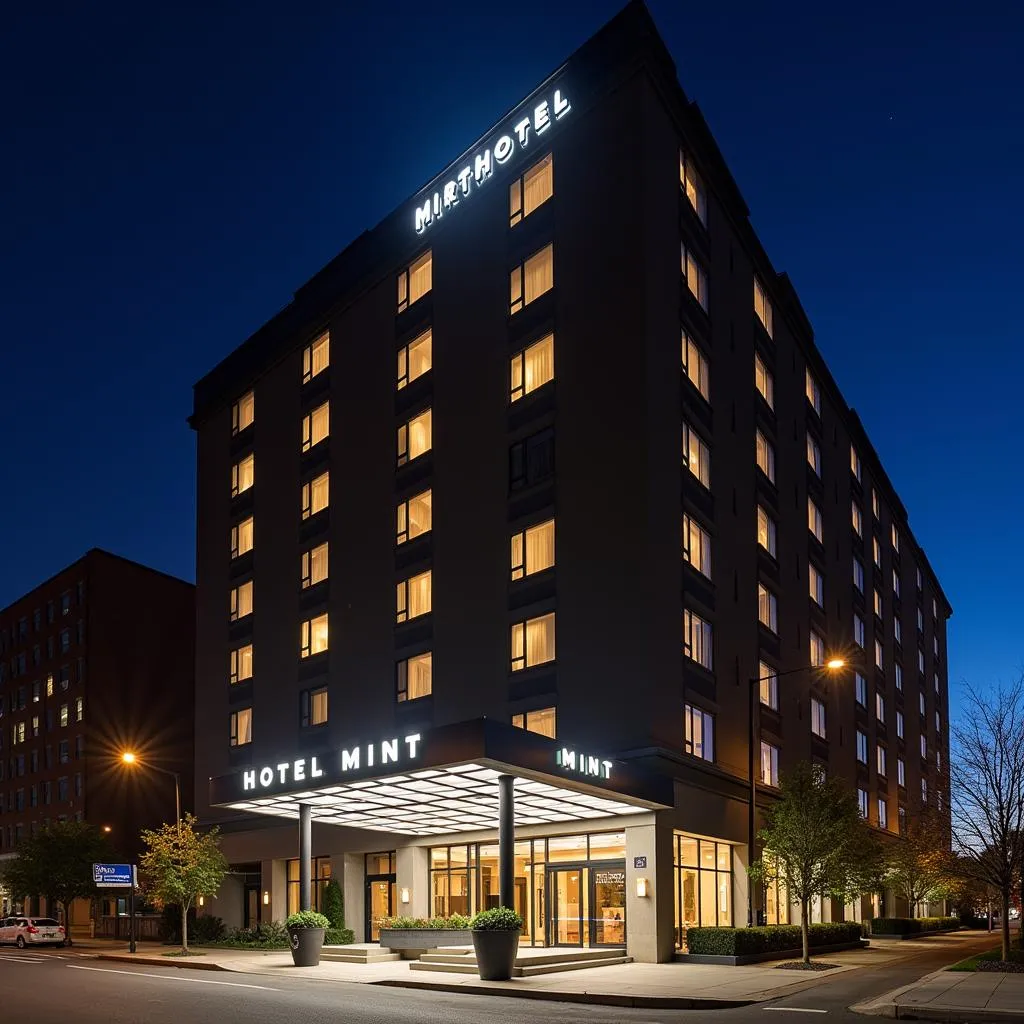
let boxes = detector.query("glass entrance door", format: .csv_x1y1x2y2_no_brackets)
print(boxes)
591,866,626,946
365,877,394,942
548,868,584,945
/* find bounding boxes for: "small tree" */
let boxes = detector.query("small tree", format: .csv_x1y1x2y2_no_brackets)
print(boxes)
750,761,884,963
139,814,227,953
950,680,1024,962
322,878,344,930
885,808,957,917
0,821,114,945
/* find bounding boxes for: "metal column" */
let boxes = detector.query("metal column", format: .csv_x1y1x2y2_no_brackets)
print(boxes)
299,803,312,912
498,774,515,910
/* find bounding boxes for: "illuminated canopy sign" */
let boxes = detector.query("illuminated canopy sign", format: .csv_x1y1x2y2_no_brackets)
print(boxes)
413,87,571,234
556,747,613,780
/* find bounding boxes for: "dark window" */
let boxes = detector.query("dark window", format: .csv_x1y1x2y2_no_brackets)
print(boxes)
509,428,555,491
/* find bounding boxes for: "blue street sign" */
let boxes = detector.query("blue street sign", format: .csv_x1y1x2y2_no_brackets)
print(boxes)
93,863,134,888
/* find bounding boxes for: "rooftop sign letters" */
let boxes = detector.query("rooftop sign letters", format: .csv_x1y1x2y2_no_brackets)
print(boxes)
413,88,571,235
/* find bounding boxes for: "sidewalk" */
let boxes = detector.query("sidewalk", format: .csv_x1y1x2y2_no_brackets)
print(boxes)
856,966,1024,1023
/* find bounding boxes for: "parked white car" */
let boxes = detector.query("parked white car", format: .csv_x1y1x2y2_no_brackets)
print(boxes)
0,916,66,948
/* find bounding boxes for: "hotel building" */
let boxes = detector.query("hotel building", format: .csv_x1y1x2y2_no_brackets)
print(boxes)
190,2,951,961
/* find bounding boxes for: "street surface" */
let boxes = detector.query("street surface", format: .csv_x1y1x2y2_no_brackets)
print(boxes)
0,933,998,1023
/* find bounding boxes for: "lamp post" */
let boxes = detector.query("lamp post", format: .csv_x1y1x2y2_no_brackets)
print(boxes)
120,752,182,836
747,657,845,927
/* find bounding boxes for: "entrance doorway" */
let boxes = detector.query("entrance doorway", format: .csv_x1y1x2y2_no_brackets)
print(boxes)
244,885,261,929
546,863,625,947
364,850,397,942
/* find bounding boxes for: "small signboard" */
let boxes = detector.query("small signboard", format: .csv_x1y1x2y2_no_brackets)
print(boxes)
93,863,134,888
633,856,647,869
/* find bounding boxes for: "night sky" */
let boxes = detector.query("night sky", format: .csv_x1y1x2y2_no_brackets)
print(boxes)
2,1,1021,707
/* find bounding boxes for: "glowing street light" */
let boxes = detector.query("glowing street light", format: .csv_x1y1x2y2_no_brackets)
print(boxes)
119,751,181,835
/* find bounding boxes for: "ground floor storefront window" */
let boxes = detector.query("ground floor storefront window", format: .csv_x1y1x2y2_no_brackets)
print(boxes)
429,830,626,947
287,855,332,916
764,872,790,925
673,832,733,949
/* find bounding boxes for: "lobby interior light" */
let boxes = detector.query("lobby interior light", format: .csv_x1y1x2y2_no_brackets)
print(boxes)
635,878,650,898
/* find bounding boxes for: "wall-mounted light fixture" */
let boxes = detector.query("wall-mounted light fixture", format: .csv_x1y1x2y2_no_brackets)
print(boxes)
635,878,650,898
198,895,205,907
400,887,411,905
263,891,270,906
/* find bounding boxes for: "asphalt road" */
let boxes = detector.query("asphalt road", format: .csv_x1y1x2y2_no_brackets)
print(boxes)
0,933,1000,1024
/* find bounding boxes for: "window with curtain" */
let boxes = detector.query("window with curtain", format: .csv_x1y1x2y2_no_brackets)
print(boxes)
229,581,253,621
757,506,776,556
302,401,330,452
231,454,254,497
509,153,553,226
678,151,707,225
301,687,328,728
229,644,252,685
301,471,329,519
681,244,708,310
683,422,710,488
755,430,775,483
754,277,773,337
512,706,556,738
397,328,432,389
681,330,710,401
300,542,329,588
397,652,432,702
230,708,252,747
683,514,712,579
683,609,712,670
510,244,554,314
511,519,555,580
230,516,254,559
398,251,432,312
231,391,254,434
302,332,330,383
758,583,778,632
510,333,554,401
683,704,714,761
397,409,432,466
396,489,432,544
396,570,432,623
510,613,555,671
754,353,774,408
301,613,329,658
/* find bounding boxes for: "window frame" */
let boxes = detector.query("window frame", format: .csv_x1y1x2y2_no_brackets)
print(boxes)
510,333,554,403
300,686,329,729
397,250,432,313
397,327,433,390
302,332,330,384
683,703,715,762
509,152,553,227
509,243,554,315
397,651,433,703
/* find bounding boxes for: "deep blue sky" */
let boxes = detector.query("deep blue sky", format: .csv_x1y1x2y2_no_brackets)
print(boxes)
2,1,1021,705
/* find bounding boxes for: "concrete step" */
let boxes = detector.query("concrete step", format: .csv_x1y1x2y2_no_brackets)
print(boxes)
410,960,488,975
322,948,401,964
418,952,476,965
518,955,632,976
513,948,627,967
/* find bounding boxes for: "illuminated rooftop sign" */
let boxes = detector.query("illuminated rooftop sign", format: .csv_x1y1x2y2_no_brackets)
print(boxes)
413,88,571,235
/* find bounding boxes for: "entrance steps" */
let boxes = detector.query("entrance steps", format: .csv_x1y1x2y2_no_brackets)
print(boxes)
410,946,631,976
322,944,400,964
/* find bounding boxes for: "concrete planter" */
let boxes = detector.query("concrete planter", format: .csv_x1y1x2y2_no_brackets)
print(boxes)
288,926,325,967
378,928,472,959
472,929,520,981
676,938,867,966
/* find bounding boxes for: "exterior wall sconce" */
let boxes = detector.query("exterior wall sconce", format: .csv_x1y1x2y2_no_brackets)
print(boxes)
263,890,270,905
198,896,205,907
635,878,650,898
400,887,411,904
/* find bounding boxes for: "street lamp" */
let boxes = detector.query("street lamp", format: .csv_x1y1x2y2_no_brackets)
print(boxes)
747,657,846,926
120,752,181,835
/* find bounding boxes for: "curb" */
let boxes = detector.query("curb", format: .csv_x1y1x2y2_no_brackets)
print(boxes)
96,954,229,972
371,978,758,1010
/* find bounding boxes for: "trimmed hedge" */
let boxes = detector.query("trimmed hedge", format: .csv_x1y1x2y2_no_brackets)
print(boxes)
871,916,960,936
325,927,354,945
686,922,863,956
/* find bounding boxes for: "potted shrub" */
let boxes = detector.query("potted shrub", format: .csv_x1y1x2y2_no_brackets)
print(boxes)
470,907,522,981
286,911,329,967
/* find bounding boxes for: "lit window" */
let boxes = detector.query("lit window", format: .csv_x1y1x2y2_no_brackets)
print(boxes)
397,409,432,466
302,332,329,383
808,497,823,543
872,488,880,518
511,519,555,580
916,567,923,590
894,616,902,645
896,710,905,739
891,524,900,553
300,613,329,658
897,757,906,786
760,741,779,786
509,152,553,226
757,506,777,557
230,517,254,559
59,704,69,728
230,708,252,747
510,613,555,671
301,401,329,452
683,514,712,579
810,631,825,667
809,564,824,606
878,799,888,830
683,421,711,488
397,328,432,390
301,687,328,728
512,707,556,739
510,333,554,401
876,692,886,723
755,430,775,483
229,644,253,685
920,734,927,759
853,558,864,593
397,652,433,702
684,704,715,761
759,661,778,709
510,243,553,314
754,353,774,409
397,489,432,545
683,609,713,670
682,331,710,401
892,569,901,598
679,150,707,224
232,391,254,435
300,542,329,589
805,369,821,414
231,454,254,497
851,500,863,536
874,589,883,617
754,277,773,338
301,471,329,519
46,674,53,698
811,698,826,739
856,730,868,763
853,614,865,648
806,433,821,475
758,583,778,632
877,744,887,777
396,570,432,623
681,244,708,310
873,536,882,568
229,581,253,622
858,788,868,818
875,639,884,670
855,672,867,706
919,690,926,715
896,663,904,691
397,250,432,312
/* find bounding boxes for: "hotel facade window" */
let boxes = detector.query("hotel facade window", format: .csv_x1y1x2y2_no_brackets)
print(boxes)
681,244,708,310
808,498,823,543
683,704,714,762
396,570,432,623
397,652,432,702
230,708,252,747
851,445,861,481
512,706,556,738
301,401,329,452
809,564,824,606
858,788,868,818
681,330,710,401
806,434,821,475
854,614,865,648
510,243,554,314
856,730,868,764
759,661,778,709
301,471,329,519
509,152,553,226
682,422,711,488
758,583,777,632
231,390,254,434
683,514,712,578
810,631,825,667
397,329,432,389
300,542,329,589
855,672,867,707
396,489,432,545
511,519,555,580
300,613,328,658
397,250,432,312
805,369,821,414
757,506,777,556
852,501,863,536
230,517,254,559
510,333,554,401
679,150,707,224
756,430,775,483
853,557,865,593
897,757,906,786
397,409,432,466
229,644,253,685
810,698,826,738
302,332,329,383
760,742,779,786
287,857,332,917
300,686,328,728
229,581,253,622
683,609,713,670
674,835,732,949
754,353,774,408
877,744,887,777
753,278,773,337
873,588,882,617
231,454,254,497
510,613,555,671
876,692,886,723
